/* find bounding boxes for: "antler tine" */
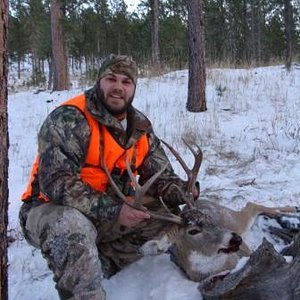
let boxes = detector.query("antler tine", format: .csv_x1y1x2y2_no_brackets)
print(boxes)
161,138,203,208
161,139,190,175
124,156,169,203
124,158,183,224
181,138,203,193
101,153,183,225
101,159,146,211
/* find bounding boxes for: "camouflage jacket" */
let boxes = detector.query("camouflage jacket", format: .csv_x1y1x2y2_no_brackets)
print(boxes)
37,87,186,223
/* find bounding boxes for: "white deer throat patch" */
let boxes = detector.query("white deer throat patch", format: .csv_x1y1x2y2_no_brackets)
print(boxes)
189,250,230,274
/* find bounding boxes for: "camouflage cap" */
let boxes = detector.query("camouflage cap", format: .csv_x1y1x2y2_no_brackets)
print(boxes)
98,54,138,85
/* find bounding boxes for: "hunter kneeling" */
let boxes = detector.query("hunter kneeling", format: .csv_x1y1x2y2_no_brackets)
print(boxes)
19,54,198,300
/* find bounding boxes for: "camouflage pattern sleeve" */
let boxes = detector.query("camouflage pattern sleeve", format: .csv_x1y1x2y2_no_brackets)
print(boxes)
137,132,187,208
38,106,122,222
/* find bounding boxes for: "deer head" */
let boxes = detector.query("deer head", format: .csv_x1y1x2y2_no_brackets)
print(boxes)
101,138,242,282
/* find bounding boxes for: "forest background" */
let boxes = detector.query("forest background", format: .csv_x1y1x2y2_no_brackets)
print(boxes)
2,1,300,298
8,0,300,91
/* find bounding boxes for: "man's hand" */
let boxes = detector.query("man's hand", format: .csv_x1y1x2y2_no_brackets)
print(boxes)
118,204,151,228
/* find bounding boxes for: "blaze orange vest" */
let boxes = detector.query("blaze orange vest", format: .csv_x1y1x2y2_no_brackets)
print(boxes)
21,94,150,202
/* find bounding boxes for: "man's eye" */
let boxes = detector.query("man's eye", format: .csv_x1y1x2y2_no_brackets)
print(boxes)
105,77,116,82
123,80,132,85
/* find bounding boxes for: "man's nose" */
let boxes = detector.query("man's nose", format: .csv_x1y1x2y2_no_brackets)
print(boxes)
113,79,123,91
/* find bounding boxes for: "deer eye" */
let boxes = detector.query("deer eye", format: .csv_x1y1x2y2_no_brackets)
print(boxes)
187,228,201,235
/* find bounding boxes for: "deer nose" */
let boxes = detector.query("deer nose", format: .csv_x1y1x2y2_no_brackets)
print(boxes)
230,232,242,247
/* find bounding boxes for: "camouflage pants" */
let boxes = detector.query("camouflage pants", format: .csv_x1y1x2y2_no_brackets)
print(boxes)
20,202,171,300
20,202,106,300
97,211,171,274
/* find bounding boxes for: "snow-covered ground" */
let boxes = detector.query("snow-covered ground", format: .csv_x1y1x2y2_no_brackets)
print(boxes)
7,64,300,299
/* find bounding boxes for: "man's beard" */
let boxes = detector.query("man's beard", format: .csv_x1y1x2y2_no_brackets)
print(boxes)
95,81,134,116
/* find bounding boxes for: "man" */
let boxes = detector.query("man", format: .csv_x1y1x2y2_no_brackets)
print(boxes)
20,54,193,300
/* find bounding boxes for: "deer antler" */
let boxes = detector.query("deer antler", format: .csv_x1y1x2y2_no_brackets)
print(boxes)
101,154,183,225
161,138,203,210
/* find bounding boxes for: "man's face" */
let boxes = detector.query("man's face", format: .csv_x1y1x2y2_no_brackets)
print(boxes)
99,73,135,116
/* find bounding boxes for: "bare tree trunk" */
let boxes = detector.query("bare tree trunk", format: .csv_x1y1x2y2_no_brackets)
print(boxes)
50,0,69,91
283,0,293,70
250,0,262,66
186,0,207,112
17,56,21,79
151,0,160,69
48,57,53,90
0,0,9,299
250,0,258,65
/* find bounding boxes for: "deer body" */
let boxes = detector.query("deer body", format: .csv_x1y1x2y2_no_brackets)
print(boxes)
195,200,297,255
104,138,298,288
140,199,298,281
196,200,297,236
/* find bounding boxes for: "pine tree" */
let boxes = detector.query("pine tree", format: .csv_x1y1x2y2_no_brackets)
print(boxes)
0,0,9,298
186,0,207,112
50,0,70,90
110,0,131,55
150,0,160,69
283,0,294,69
8,0,31,79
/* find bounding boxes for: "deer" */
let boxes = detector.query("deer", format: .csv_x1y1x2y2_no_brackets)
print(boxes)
101,138,299,283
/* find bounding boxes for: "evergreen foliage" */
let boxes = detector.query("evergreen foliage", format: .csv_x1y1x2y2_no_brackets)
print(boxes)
8,0,300,86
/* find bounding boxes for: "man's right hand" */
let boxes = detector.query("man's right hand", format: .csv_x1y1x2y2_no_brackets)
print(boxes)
117,204,150,228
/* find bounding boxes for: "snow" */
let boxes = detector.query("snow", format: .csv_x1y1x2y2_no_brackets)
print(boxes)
7,64,300,299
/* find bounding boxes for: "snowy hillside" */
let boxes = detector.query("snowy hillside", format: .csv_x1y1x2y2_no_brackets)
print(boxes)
8,64,300,299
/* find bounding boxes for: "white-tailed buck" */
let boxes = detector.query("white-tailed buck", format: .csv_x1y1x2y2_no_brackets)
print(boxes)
103,139,299,284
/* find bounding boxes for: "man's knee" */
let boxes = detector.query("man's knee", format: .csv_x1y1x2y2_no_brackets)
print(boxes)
24,204,97,248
